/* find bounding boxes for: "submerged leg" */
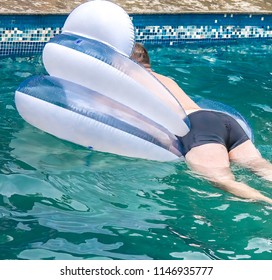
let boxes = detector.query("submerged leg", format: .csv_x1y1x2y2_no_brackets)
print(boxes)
185,143,272,204
229,140,272,182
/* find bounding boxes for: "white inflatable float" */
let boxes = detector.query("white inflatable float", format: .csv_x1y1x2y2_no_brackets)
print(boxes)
15,0,253,161
16,75,183,161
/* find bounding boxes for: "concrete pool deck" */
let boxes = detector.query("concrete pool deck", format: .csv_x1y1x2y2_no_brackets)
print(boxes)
0,0,272,14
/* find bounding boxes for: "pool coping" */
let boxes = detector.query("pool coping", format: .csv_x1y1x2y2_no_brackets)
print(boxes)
0,0,271,16
1,11,272,16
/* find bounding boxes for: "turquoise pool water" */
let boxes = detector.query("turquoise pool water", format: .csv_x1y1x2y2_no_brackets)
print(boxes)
0,41,271,260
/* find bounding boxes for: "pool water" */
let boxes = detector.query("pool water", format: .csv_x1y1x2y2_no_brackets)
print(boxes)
0,41,272,260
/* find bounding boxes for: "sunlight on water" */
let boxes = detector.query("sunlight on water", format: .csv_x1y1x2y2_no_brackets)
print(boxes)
0,41,271,260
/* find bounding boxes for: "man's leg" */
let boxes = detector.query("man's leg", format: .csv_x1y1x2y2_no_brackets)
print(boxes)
229,140,272,182
185,143,272,204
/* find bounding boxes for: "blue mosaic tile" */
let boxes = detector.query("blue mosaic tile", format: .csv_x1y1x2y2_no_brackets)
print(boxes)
0,13,271,57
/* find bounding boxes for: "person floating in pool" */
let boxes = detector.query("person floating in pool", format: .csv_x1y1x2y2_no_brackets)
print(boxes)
131,43,272,204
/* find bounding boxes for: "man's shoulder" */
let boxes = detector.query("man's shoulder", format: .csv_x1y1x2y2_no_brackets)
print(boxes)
152,71,177,85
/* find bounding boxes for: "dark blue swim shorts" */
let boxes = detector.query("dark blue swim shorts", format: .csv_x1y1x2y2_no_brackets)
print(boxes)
177,110,250,156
